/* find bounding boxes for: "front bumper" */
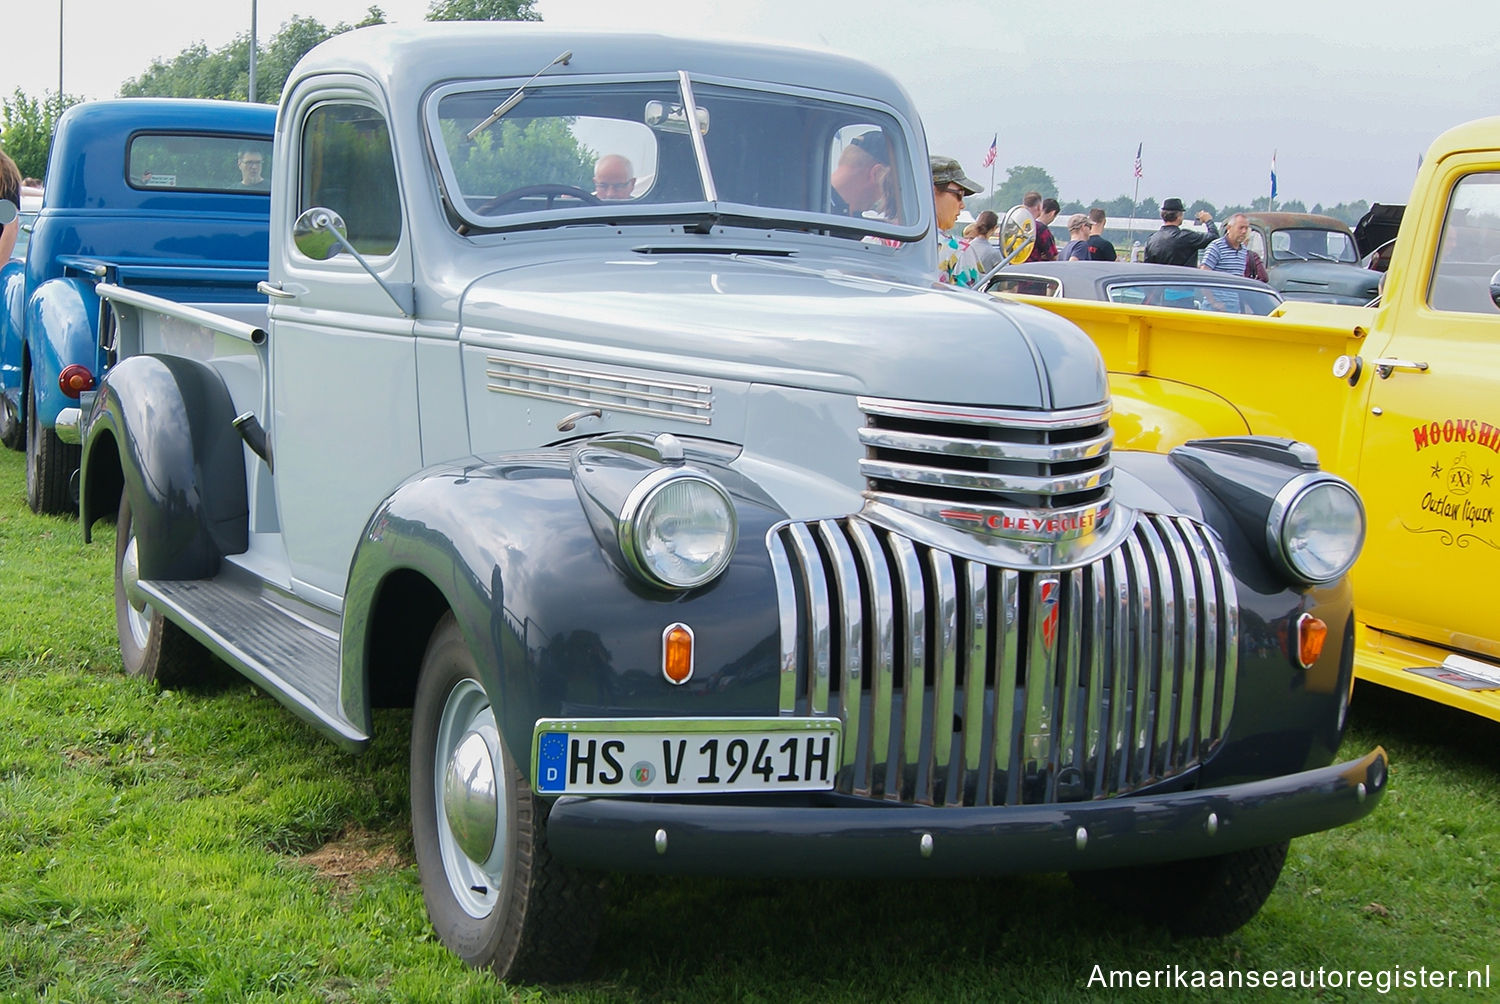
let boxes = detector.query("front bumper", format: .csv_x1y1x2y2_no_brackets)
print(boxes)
546,746,1386,877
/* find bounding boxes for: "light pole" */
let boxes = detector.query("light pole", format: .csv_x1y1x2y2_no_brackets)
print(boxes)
248,0,258,103
57,0,63,111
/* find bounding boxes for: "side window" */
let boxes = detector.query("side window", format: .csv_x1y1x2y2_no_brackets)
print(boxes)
1428,171,1500,314
299,103,401,256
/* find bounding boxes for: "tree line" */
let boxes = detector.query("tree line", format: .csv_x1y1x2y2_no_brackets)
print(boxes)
0,1,537,180
967,164,1379,228
3,6,1379,228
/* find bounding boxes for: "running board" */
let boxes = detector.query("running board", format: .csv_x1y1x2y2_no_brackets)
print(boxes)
136,572,370,750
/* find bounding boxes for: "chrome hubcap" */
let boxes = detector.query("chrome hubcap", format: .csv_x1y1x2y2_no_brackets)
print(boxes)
443,730,499,864
434,678,507,919
122,536,146,612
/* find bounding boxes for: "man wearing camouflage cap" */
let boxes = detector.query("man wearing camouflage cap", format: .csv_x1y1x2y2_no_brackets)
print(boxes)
931,155,983,286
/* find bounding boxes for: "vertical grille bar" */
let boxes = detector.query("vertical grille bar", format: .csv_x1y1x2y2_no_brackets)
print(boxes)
1023,575,1060,801
787,524,832,716
846,521,895,798
1083,563,1108,782
926,550,960,806
990,569,1022,805
1157,518,1200,765
960,561,988,807
1124,532,1155,789
1103,548,1132,794
1137,518,1177,776
888,535,927,803
768,537,802,715
816,520,864,771
1056,569,1083,793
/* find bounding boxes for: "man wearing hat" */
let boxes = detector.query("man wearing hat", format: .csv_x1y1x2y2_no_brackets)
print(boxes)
931,155,983,286
832,130,894,218
1144,198,1219,266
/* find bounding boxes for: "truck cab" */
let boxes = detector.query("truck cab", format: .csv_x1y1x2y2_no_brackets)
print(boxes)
75,24,1384,981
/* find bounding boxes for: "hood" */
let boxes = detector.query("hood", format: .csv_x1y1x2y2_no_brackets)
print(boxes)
459,255,1107,410
1269,260,1380,304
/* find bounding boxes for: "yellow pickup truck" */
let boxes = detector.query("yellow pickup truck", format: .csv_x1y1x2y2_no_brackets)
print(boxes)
995,116,1500,721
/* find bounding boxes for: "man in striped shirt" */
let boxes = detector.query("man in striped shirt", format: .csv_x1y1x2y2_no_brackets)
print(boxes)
1201,213,1252,277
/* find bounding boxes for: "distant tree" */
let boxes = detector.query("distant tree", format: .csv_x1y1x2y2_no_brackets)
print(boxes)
426,0,540,19
970,164,1057,214
1188,199,1218,219
1102,195,1137,218
1,89,82,181
120,8,388,104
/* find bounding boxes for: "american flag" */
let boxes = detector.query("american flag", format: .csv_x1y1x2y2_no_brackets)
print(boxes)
981,134,997,168
1133,142,1143,180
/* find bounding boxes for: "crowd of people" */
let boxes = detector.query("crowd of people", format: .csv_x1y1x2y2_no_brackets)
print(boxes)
928,153,1269,288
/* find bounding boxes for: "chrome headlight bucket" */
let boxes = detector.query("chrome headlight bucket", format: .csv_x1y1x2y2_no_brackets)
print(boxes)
1266,473,1365,585
618,468,738,590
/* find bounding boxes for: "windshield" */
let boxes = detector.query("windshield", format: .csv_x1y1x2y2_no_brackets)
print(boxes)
1270,227,1358,263
428,75,921,239
1106,281,1282,315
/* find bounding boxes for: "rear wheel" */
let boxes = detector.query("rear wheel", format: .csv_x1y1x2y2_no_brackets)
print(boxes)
114,492,206,686
25,372,80,515
411,614,605,983
1071,841,1290,937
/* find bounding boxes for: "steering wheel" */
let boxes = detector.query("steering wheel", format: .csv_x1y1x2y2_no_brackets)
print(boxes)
475,184,601,215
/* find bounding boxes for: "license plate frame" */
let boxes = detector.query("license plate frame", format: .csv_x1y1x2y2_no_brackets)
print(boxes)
532,717,842,795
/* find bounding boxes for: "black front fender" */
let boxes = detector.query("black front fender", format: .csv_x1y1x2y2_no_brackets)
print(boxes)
341,450,787,765
80,353,248,578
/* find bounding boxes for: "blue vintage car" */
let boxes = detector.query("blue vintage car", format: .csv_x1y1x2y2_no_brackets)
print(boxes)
0,98,274,513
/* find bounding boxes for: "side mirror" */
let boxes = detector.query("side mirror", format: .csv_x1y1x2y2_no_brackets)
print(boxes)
293,207,348,261
1490,268,1500,311
644,100,710,136
998,205,1036,265
0,199,16,226
291,206,411,316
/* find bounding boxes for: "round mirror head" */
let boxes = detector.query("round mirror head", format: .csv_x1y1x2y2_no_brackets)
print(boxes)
292,207,348,260
0,199,16,227
1489,267,1500,312
999,205,1036,264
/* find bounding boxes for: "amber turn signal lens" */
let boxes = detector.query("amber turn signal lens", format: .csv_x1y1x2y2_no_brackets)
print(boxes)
58,364,96,399
1297,614,1327,669
662,623,694,685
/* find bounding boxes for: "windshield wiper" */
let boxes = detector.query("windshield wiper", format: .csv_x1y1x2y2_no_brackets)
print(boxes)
466,50,573,141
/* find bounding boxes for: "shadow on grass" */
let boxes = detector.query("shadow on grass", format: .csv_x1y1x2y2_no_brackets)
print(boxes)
1348,681,1499,776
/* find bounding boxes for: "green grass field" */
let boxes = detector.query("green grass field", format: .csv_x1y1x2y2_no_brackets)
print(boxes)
1,445,1496,1002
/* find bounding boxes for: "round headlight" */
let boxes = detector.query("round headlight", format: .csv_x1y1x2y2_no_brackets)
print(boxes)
620,470,738,589
1267,474,1365,584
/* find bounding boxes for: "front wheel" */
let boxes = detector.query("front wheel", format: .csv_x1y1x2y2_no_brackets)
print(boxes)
1070,841,1290,937
25,371,80,515
410,614,605,983
114,492,207,687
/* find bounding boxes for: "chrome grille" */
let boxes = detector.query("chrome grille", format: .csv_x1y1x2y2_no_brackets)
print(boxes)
858,396,1112,514
767,513,1238,806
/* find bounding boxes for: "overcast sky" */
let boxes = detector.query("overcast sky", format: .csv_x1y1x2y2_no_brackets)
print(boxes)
4,0,1496,207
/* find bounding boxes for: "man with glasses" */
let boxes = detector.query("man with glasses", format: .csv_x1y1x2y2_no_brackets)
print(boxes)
931,155,982,286
592,154,637,201
235,149,268,190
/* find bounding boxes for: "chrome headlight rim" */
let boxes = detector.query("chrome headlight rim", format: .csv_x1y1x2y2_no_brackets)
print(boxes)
618,467,738,590
1265,472,1365,585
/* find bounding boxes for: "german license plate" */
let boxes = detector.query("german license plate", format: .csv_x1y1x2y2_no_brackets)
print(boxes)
533,718,840,795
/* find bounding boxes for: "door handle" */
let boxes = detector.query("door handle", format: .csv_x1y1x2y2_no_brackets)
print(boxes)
1372,357,1429,378
258,280,296,300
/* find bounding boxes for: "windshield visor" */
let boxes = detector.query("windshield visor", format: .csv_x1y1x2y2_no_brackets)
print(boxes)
428,75,922,240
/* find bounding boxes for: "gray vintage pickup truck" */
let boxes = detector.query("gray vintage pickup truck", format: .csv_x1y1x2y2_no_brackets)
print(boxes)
71,23,1385,982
